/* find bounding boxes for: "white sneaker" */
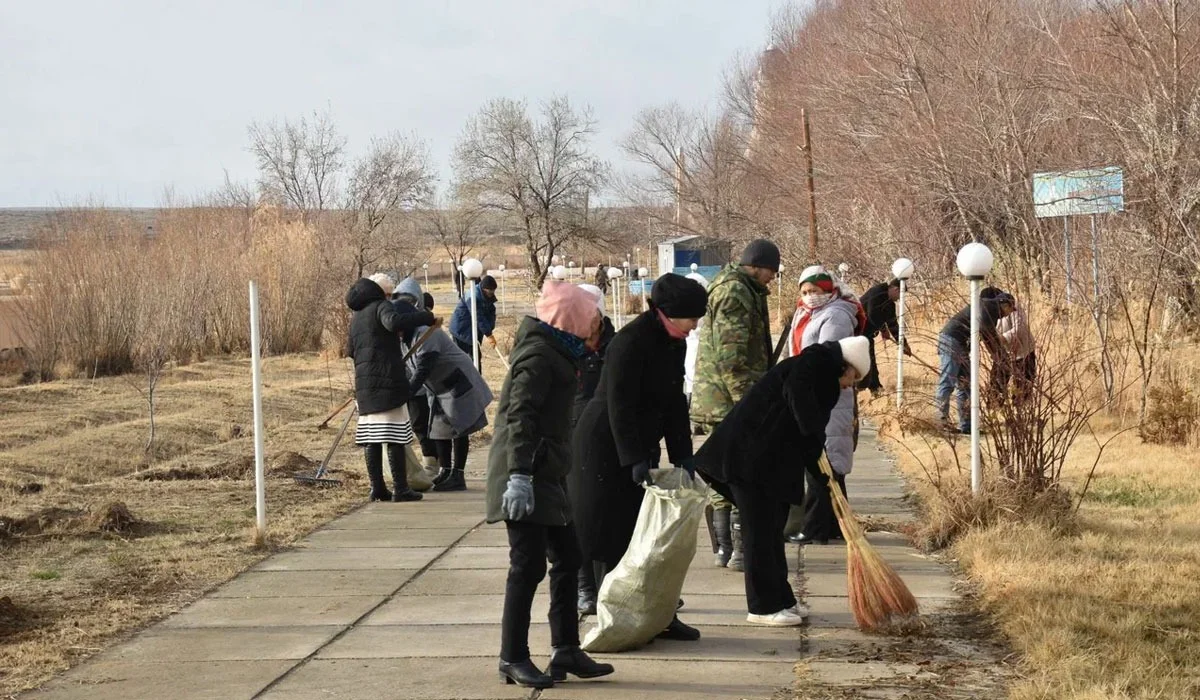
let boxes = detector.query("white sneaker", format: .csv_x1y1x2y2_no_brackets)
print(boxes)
746,608,806,627
787,603,811,619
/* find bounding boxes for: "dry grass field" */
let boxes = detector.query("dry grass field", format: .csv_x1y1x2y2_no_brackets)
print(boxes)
865,298,1200,700
0,353,373,695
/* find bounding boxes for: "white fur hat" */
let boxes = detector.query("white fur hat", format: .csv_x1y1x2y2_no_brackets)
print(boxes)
368,272,396,297
838,336,871,378
576,283,606,314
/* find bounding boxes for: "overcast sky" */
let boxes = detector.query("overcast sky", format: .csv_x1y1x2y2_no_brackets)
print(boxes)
0,0,782,208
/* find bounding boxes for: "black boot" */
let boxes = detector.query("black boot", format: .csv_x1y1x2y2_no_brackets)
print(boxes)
657,615,701,641
548,645,614,681
433,468,466,492
364,445,391,502
498,659,553,688
577,567,597,615
728,508,744,571
386,444,423,502
431,468,453,486
712,507,733,567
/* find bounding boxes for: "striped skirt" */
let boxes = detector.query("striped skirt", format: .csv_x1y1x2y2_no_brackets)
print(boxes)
355,404,414,446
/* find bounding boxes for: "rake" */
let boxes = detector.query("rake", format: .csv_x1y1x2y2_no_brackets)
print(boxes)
295,320,444,487
817,453,919,630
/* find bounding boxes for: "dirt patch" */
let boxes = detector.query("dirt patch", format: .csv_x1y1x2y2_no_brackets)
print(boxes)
0,597,31,639
89,501,139,534
271,451,317,475
0,507,86,539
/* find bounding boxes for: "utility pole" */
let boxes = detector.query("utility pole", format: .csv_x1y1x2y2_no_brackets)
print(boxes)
801,108,818,260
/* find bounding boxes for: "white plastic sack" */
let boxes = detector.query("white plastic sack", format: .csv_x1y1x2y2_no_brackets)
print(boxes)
582,468,708,652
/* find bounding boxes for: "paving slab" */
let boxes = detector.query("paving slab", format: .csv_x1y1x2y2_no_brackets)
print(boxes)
362,593,547,626
428,545,512,569
317,623,554,659
304,527,470,548
456,524,511,547
162,595,383,628
24,660,295,700
326,511,485,530
99,626,344,662
398,568,533,595
207,569,412,598
252,547,442,571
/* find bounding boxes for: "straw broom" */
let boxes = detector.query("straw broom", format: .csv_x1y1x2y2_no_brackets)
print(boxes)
817,453,919,630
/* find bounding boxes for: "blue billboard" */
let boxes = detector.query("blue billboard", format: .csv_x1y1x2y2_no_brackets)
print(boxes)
1033,166,1124,218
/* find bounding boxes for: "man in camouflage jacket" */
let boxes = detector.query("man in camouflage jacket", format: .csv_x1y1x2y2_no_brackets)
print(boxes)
690,239,780,571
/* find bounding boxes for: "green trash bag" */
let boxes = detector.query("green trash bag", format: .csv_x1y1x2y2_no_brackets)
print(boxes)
582,468,708,652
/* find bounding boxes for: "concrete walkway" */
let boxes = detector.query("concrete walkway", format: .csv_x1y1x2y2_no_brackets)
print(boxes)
24,427,1001,700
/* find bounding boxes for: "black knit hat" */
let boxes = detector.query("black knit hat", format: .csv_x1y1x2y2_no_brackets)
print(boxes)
738,239,781,272
480,275,498,291
650,273,708,319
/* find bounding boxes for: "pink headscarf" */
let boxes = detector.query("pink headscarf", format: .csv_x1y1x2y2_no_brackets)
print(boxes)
536,280,600,339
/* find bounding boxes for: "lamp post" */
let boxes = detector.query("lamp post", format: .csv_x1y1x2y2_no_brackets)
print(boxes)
607,266,623,326
552,265,568,280
956,243,994,495
498,264,506,315
462,258,485,371
638,267,649,309
892,258,915,408
422,262,429,291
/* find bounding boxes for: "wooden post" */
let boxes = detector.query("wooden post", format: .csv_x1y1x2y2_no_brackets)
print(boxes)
801,108,818,260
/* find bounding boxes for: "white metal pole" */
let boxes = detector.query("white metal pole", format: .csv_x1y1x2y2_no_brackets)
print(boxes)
469,278,480,371
640,278,648,310
423,266,429,291
1091,214,1100,303
969,277,982,494
1063,217,1072,305
610,280,619,324
249,281,267,542
896,279,906,408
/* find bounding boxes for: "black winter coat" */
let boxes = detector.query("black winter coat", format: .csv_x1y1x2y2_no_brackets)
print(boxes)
694,341,845,507
345,278,434,415
941,299,1005,354
861,282,899,338
485,317,582,527
570,316,616,427
571,311,692,564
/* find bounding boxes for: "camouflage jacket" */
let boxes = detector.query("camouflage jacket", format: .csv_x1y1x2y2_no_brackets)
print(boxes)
689,264,773,425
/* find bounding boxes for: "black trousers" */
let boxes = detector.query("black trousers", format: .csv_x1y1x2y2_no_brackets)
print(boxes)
728,481,796,615
408,398,437,458
857,334,883,392
501,520,582,662
802,468,846,541
435,435,469,471
454,336,483,374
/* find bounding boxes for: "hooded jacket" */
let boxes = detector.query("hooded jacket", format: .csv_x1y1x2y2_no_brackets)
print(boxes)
345,278,434,415
694,341,845,506
485,316,582,526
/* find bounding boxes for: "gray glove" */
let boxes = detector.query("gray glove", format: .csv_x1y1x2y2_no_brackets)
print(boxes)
501,474,535,520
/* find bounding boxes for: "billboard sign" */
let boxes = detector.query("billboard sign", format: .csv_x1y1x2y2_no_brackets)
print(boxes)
1033,166,1124,218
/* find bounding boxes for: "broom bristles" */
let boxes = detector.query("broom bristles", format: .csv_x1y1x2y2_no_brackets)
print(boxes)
817,454,919,630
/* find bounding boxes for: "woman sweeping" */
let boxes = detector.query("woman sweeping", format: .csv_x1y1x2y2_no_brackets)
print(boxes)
787,266,865,545
485,281,613,690
695,337,871,625
345,273,436,502
392,277,493,492
572,273,708,641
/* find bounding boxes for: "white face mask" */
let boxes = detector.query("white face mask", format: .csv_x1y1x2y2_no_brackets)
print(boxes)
802,292,833,308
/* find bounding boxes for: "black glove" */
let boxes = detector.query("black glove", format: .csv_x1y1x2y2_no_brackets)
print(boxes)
630,460,652,485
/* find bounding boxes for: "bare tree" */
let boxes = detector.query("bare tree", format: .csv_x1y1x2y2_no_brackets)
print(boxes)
423,199,489,296
342,133,436,278
622,103,770,244
247,108,346,221
453,96,607,287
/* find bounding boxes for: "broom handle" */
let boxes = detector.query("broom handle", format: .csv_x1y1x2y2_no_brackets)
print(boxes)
817,453,864,540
